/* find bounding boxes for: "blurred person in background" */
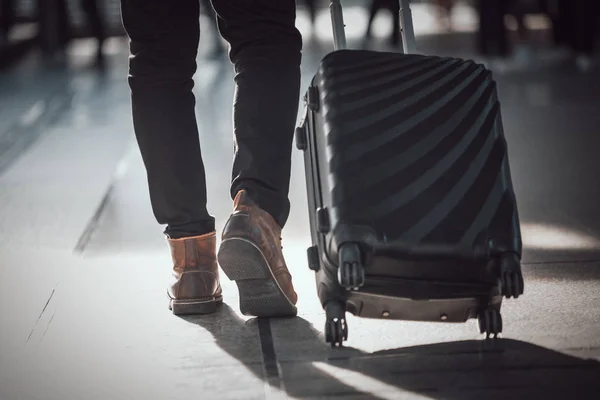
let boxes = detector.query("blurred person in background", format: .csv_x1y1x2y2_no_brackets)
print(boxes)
304,0,318,31
475,0,510,59
476,0,598,70
507,0,538,65
80,0,107,65
434,0,456,31
37,0,106,66
364,0,401,48
37,0,70,59
551,0,598,70
0,0,15,47
509,0,529,42
121,0,302,317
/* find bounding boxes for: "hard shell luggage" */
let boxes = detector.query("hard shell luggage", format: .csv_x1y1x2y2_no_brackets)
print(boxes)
295,0,525,346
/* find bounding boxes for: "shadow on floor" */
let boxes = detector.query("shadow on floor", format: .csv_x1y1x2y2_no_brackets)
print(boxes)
182,304,600,399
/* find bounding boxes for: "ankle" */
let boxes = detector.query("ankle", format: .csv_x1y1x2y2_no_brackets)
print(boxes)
165,221,215,239
166,231,216,241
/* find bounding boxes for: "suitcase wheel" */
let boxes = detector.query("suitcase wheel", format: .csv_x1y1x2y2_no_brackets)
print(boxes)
338,243,365,290
325,300,348,347
478,307,503,339
498,254,525,299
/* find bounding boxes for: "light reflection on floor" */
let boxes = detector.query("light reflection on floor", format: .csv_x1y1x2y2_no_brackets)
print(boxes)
521,223,600,250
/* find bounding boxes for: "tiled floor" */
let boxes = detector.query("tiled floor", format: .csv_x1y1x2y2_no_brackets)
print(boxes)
1,4,600,399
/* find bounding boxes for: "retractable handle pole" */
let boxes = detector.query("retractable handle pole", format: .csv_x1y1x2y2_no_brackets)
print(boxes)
330,0,416,54
330,0,347,51
400,0,417,54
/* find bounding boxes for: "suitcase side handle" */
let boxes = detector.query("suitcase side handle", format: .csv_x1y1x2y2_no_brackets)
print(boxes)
329,0,418,54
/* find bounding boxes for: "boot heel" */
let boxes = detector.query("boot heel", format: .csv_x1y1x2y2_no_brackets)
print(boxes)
169,297,222,315
218,238,297,317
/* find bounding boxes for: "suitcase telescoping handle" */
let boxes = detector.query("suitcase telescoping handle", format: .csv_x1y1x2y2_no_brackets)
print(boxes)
329,0,417,54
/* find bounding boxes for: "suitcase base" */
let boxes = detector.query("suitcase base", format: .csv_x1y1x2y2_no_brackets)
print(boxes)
324,294,504,347
316,247,516,347
346,291,500,323
311,242,522,347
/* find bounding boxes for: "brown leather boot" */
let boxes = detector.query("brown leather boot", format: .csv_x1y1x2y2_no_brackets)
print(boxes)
167,232,223,315
217,190,298,317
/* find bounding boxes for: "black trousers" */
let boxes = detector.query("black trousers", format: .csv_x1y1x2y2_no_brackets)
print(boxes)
121,0,302,238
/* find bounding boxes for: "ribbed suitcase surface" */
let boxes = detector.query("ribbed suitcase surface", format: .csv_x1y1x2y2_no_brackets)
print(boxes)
312,50,521,252
297,3,524,347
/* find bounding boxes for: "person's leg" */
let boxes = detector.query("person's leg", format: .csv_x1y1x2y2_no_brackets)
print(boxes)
212,0,302,229
121,0,215,239
121,0,221,315
211,0,302,317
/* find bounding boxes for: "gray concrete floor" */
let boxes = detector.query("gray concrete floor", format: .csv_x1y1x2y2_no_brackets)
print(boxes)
1,4,600,400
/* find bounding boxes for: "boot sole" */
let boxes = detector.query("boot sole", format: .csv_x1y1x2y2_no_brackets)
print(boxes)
218,238,298,318
169,296,223,316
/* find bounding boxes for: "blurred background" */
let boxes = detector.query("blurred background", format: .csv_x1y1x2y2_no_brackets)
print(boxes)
1,0,598,67
1,1,600,399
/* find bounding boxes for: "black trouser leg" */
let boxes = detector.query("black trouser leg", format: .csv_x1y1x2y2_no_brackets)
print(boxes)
211,0,302,228
121,0,214,238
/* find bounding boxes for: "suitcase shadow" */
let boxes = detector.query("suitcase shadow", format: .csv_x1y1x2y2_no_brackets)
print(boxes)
182,304,600,399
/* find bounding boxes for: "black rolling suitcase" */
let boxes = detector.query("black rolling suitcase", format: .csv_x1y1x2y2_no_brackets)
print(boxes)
295,0,525,346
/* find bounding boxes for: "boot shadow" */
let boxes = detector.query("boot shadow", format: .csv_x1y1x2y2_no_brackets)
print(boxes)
180,304,379,398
